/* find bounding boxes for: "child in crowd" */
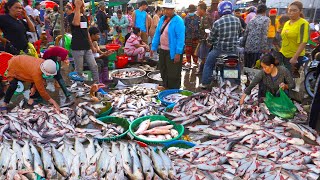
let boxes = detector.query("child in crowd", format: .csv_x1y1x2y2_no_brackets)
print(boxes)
89,26,114,84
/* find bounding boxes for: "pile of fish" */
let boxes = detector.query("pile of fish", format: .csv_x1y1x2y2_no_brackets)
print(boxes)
148,72,162,82
0,102,118,144
0,138,176,179
168,118,320,179
163,93,188,104
165,82,308,126
108,86,164,121
134,119,179,141
112,70,144,79
130,64,156,72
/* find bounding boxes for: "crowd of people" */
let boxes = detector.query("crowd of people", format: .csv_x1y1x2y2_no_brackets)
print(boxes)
0,0,320,130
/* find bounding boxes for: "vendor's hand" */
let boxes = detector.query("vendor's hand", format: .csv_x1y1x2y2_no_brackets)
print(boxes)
289,56,298,64
74,0,84,8
29,86,36,96
22,8,28,19
106,50,115,56
279,83,288,90
239,94,247,105
49,98,60,112
0,38,10,47
174,54,181,64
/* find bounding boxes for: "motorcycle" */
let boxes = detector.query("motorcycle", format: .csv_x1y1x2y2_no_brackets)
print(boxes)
215,53,241,84
304,25,320,97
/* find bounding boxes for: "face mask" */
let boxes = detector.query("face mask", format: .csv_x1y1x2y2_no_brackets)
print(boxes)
189,13,195,16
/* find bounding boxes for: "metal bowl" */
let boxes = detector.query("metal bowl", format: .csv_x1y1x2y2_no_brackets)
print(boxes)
110,68,146,85
147,70,162,85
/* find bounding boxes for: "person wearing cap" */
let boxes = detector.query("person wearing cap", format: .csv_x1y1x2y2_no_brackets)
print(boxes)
184,4,200,69
196,2,213,75
199,1,241,89
151,0,185,89
267,8,279,50
96,1,109,45
132,0,149,44
242,4,270,68
0,55,60,111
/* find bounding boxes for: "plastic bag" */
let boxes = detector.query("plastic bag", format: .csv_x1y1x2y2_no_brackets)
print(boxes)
264,89,297,119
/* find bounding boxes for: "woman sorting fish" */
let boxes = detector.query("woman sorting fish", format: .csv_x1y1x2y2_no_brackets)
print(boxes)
240,54,295,105
28,46,71,106
0,55,60,112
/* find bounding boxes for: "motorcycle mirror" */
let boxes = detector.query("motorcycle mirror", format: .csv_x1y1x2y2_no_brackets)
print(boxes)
205,29,211,34
315,24,320,31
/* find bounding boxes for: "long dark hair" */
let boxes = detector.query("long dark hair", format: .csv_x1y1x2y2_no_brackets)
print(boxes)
4,0,20,14
270,16,276,26
289,1,304,18
261,54,276,66
132,27,141,35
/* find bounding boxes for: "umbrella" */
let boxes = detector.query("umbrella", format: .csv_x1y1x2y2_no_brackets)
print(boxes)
40,1,58,9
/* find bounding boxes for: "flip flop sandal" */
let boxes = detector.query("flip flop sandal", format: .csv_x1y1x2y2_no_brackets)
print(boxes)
68,72,84,82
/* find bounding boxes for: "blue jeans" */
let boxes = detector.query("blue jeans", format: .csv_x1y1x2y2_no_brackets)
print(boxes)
202,48,226,85
99,30,109,45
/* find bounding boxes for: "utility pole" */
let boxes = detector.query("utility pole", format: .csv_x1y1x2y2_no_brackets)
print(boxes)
312,0,317,23
59,0,65,47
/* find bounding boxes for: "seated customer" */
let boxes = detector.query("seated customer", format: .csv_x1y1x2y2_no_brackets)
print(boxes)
89,27,114,84
124,27,149,62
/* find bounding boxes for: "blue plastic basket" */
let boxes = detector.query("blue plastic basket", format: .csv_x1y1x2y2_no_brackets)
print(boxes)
158,89,193,106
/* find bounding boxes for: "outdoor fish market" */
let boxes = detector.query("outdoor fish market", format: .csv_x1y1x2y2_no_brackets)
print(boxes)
1,0,320,179
0,62,319,179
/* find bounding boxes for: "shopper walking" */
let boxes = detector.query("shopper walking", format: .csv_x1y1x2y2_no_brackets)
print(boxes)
151,0,185,89
196,2,213,74
184,4,200,68
96,1,109,45
280,1,309,78
132,0,149,44
68,0,99,82
242,4,270,68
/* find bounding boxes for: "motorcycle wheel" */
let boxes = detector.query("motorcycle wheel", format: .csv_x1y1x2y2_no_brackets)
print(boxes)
303,60,311,76
304,70,318,98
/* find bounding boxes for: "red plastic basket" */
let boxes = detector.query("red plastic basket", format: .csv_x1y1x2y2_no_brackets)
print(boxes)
0,52,13,80
106,44,121,51
115,55,129,69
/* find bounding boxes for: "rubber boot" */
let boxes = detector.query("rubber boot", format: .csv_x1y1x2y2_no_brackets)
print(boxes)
57,79,71,97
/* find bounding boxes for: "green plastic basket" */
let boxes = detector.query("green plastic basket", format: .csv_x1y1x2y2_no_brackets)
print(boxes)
96,116,130,142
96,102,113,118
129,115,184,144
162,140,196,152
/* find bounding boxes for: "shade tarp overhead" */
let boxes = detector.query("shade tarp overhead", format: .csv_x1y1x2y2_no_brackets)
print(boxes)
108,0,130,6
236,0,254,4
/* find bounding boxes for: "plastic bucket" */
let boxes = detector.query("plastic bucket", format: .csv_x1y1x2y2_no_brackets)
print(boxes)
115,55,129,69
0,52,13,80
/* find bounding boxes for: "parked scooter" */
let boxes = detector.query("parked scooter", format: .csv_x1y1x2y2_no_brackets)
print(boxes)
215,54,241,84
304,25,320,97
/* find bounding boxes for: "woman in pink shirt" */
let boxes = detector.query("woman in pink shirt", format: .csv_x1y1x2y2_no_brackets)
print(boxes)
124,27,149,62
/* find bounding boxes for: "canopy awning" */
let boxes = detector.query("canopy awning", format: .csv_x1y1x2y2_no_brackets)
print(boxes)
236,0,254,4
108,0,130,6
